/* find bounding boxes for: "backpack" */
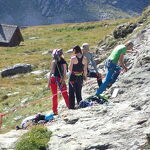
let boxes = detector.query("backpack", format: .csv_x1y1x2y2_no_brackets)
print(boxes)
79,100,92,108
79,95,108,108
86,95,108,104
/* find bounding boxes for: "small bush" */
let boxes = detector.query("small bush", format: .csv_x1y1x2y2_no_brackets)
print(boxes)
15,126,52,150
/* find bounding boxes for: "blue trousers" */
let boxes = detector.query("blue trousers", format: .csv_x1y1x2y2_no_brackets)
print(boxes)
96,59,121,95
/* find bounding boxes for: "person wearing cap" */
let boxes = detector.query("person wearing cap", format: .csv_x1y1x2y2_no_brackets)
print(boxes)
95,41,139,96
68,45,87,109
81,43,102,87
48,49,70,115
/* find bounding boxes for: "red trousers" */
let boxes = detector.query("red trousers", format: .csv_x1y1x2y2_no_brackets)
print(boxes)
49,77,69,113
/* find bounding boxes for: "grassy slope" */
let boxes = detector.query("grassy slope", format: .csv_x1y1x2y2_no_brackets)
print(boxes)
0,19,134,133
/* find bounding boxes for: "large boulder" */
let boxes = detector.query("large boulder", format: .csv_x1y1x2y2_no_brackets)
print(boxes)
113,23,137,39
0,64,32,77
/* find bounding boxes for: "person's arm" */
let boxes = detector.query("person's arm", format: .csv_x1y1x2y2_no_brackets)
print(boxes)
119,54,128,72
63,64,67,78
61,64,67,83
83,57,88,80
68,57,74,72
126,49,139,55
89,53,101,78
90,53,98,72
49,61,55,76
48,61,55,87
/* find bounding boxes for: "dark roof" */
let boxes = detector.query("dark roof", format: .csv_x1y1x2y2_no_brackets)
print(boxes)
0,24,23,43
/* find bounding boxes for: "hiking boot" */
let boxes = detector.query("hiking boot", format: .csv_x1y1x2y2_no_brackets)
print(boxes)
100,94,109,100
75,105,80,109
16,125,21,130
95,94,103,99
53,112,58,115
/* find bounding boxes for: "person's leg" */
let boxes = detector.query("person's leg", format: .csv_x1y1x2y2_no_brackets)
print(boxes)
50,77,58,114
96,74,102,87
110,65,121,85
87,71,97,78
74,76,83,104
69,80,75,109
87,71,102,87
97,78,102,87
60,83,70,108
96,63,115,95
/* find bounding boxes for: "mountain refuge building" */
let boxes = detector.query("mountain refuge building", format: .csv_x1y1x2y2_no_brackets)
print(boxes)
0,24,24,47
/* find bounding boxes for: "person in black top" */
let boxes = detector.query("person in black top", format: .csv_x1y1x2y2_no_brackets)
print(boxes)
68,46,87,109
48,49,69,115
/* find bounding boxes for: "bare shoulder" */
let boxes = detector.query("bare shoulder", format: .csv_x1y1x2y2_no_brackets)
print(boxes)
71,56,76,59
51,60,56,64
70,56,76,60
70,56,76,63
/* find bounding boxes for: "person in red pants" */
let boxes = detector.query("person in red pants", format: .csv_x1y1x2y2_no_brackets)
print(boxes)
48,49,69,115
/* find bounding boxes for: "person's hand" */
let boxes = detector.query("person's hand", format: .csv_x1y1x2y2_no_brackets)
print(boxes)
135,50,140,56
47,79,51,88
66,72,71,78
96,72,101,78
60,77,66,84
123,67,128,72
59,77,66,89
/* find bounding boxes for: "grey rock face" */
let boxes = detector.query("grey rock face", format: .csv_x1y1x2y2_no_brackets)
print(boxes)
0,130,27,150
47,25,150,150
1,64,32,77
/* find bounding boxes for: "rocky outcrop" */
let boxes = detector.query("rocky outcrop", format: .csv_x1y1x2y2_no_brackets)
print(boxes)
0,130,27,150
0,64,32,77
113,23,137,39
95,6,149,57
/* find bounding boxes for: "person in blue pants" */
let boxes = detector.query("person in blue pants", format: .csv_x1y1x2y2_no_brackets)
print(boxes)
96,41,139,96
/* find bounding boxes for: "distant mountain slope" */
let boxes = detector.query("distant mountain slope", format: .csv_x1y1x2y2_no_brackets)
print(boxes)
0,0,150,26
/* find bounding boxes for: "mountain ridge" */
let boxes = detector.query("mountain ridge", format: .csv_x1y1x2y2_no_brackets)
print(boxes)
0,0,150,26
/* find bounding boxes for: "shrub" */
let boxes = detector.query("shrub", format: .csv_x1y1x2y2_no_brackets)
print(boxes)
53,24,104,32
113,23,137,39
15,126,52,150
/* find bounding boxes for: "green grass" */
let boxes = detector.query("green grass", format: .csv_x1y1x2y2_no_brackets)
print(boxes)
0,18,135,133
15,126,52,150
